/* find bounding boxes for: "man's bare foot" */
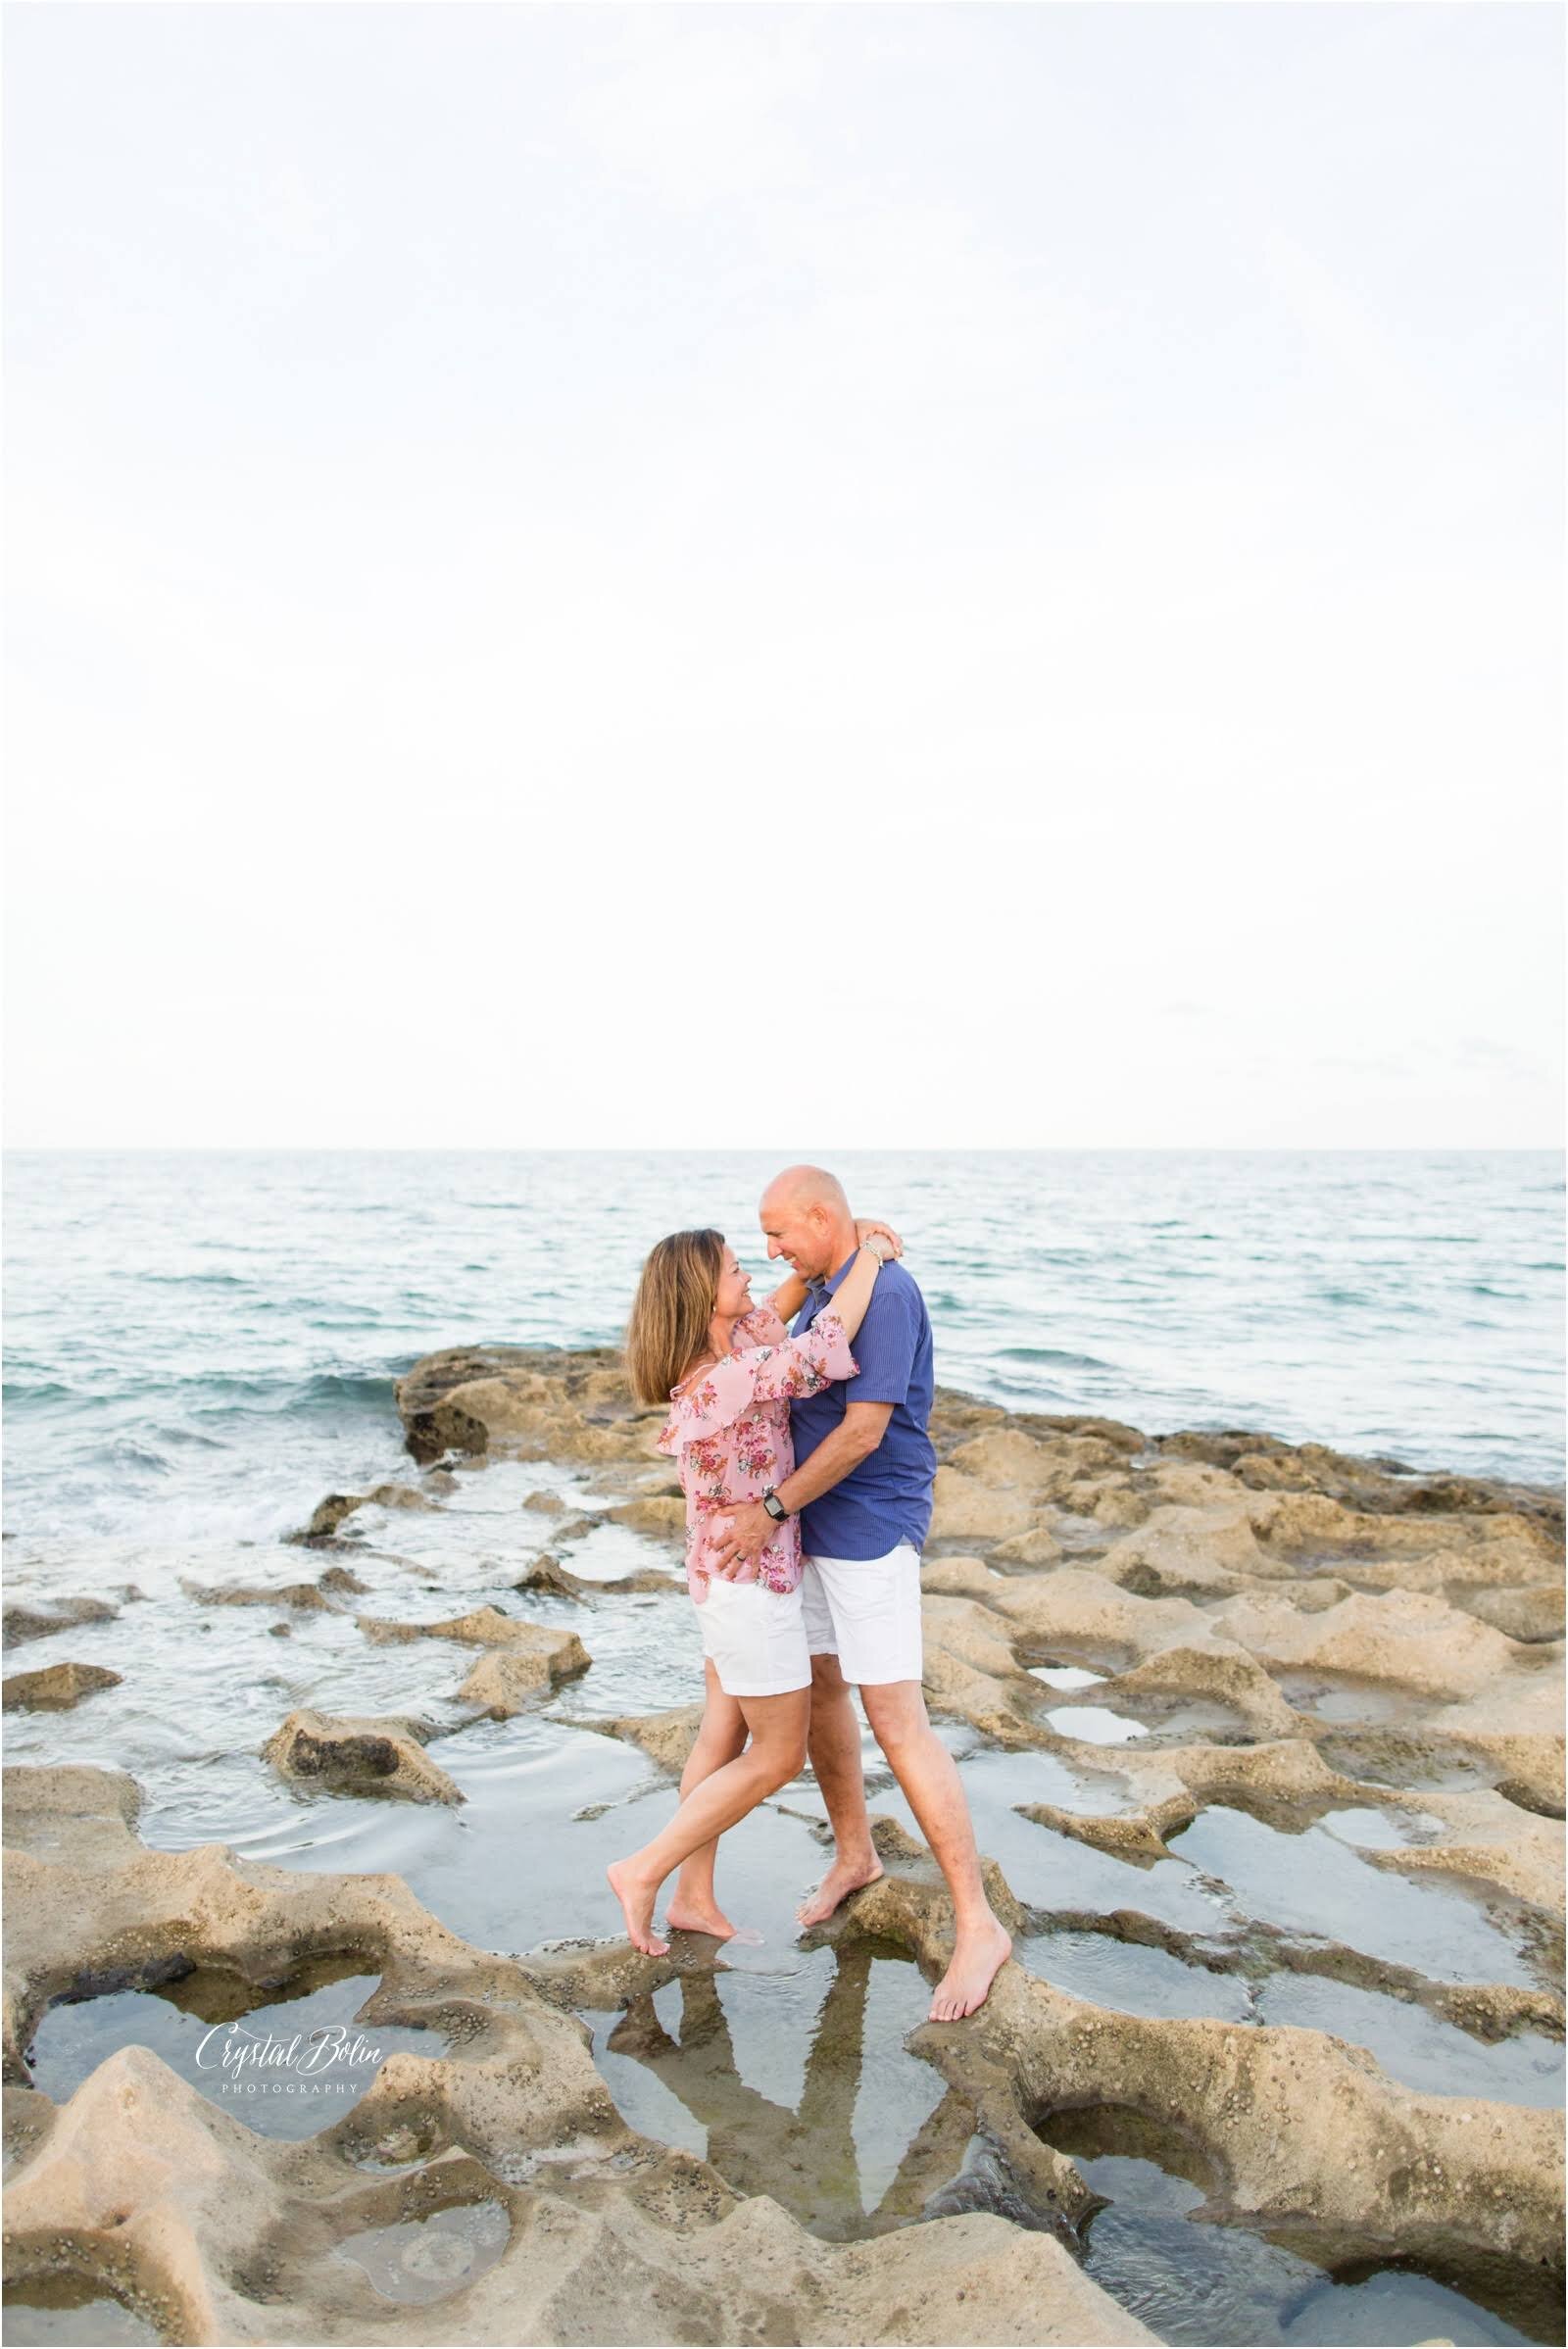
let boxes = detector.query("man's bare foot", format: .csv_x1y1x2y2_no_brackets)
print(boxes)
796,1854,884,1929
663,1897,737,1940
606,1859,669,1957
928,1916,1012,2021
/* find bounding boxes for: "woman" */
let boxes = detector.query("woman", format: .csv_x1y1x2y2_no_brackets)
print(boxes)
608,1219,900,1955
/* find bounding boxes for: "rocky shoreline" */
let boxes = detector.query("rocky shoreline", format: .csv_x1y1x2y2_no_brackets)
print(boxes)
3,1346,1563,2345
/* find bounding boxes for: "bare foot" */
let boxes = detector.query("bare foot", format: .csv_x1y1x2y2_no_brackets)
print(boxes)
606,1859,669,1957
663,1898,737,1940
796,1854,884,1929
928,1916,1012,2021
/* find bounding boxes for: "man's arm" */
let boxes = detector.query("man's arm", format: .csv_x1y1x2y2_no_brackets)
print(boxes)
775,1401,892,1514
707,1402,893,1576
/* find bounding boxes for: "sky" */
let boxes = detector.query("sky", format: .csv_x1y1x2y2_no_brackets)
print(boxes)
5,2,1562,1150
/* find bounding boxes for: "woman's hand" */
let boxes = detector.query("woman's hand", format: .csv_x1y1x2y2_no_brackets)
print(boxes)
855,1217,904,1259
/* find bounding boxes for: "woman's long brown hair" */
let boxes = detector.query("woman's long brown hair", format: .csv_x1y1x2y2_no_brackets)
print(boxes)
623,1227,725,1406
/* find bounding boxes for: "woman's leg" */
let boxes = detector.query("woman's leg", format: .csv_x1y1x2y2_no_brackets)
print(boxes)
665,1663,749,1937
607,1686,810,1956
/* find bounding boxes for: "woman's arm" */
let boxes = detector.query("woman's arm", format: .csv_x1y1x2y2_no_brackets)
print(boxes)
816,1240,885,1345
762,1270,810,1323
766,1217,901,1324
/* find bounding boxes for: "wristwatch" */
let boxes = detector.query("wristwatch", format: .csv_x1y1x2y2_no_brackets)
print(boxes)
760,1488,790,1524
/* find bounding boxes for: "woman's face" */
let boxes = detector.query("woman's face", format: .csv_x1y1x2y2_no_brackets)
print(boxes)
712,1241,754,1323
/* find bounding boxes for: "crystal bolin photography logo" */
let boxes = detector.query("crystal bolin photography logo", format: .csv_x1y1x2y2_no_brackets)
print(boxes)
195,2015,387,2100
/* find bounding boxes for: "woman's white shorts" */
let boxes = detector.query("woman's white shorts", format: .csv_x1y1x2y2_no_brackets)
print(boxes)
696,1573,812,1698
799,1541,923,1686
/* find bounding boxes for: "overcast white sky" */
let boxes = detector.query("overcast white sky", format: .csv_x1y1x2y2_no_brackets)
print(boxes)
5,3,1562,1149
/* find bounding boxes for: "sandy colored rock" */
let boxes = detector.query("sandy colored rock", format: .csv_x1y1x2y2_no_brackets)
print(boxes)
919,1556,1011,1602
2,2048,1155,2348
182,1576,339,1612
605,1496,687,1541
1,1764,1161,2348
514,1557,677,1599
458,1649,583,1717
2,1661,122,1713
1094,1503,1267,1596
2,1598,119,1649
394,1345,663,1469
588,1704,705,1774
1208,1587,1528,1702
366,1481,440,1511
291,1492,366,1541
355,1605,590,1689
948,1428,1124,1495
1452,1583,1564,1644
832,1869,1564,2274
927,1468,1034,1544
989,1523,1065,1564
316,1563,369,1597
262,1708,464,1805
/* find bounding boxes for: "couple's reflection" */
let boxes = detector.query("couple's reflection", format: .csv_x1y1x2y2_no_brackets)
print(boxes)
606,1946,976,2236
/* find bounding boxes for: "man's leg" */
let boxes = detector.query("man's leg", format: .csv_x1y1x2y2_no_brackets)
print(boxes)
859,1677,1011,2020
796,1648,883,1927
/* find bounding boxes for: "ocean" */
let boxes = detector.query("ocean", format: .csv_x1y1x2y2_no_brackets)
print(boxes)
4,1149,1562,1548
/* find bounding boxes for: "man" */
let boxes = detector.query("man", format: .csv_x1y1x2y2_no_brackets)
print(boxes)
709,1164,1011,2021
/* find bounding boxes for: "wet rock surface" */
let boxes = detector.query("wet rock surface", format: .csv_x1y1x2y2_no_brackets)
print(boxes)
2,1662,122,1714
262,1709,465,1805
2,1346,1562,2345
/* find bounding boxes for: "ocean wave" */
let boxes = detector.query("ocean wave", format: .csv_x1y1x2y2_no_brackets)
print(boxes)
119,1270,254,1289
996,1345,1111,1371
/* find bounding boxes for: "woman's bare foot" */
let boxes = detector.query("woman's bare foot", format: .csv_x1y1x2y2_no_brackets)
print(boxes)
796,1854,884,1929
663,1897,737,1940
606,1859,669,1957
928,1916,1012,2021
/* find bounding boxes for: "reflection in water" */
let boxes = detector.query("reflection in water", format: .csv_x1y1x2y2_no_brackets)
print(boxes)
24,1957,443,2140
593,1946,976,2240
1041,2105,1548,2346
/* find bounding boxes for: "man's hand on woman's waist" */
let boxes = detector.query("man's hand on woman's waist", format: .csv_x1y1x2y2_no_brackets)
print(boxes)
708,1402,894,1578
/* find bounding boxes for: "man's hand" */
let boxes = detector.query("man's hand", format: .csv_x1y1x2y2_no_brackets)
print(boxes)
709,1502,775,1580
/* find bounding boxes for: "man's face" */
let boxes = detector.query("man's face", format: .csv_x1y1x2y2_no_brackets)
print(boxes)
760,1190,833,1282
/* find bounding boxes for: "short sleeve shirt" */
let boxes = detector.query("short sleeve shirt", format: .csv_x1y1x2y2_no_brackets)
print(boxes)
789,1255,937,1560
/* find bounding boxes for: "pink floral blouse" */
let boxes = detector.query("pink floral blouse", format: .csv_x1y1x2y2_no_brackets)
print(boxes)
657,1304,858,1603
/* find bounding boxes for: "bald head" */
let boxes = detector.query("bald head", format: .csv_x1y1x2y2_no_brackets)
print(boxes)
759,1163,857,1283
762,1163,849,1218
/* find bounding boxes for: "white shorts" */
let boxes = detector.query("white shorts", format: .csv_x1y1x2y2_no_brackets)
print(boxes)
800,1542,923,1687
696,1574,812,1699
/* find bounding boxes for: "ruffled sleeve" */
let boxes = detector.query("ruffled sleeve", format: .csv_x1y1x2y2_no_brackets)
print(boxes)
657,1308,858,1449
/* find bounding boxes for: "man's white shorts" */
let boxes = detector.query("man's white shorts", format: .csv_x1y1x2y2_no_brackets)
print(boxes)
799,1542,923,1686
696,1574,812,1699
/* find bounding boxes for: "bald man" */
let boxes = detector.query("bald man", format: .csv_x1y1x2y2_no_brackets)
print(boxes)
708,1164,1011,2022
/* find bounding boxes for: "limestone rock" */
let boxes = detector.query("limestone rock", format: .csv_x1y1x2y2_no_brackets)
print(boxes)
928,1469,1034,1544
262,1709,463,1805
355,1607,590,1691
2,1662,122,1713
606,1496,687,1542
458,1649,584,1718
2,1598,119,1649
589,1705,705,1774
182,1577,338,1612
